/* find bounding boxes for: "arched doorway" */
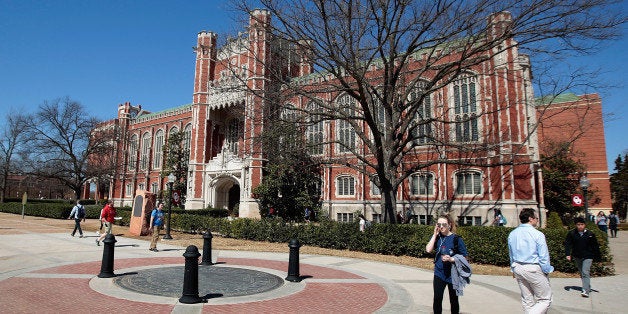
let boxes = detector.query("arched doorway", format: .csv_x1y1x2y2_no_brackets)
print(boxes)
228,185,240,214
212,177,240,215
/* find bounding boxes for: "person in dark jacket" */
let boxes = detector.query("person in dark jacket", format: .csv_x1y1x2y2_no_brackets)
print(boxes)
564,217,601,298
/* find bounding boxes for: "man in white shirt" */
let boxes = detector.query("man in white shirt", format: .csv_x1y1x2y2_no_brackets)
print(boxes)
67,200,85,237
508,208,554,313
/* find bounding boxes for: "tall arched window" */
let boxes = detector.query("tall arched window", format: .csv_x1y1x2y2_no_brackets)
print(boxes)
128,134,138,171
152,129,164,169
336,94,356,153
306,102,324,155
140,132,151,170
183,124,192,151
169,126,179,136
373,92,390,139
226,118,241,154
453,74,479,142
409,82,433,144
279,104,299,151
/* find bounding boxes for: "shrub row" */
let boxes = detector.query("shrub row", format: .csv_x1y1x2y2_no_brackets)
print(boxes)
169,214,613,275
0,202,613,275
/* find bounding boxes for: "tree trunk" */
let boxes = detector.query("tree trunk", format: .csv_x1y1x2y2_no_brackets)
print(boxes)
380,178,398,224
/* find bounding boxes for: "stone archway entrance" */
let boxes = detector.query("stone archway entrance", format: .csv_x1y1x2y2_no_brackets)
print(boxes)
213,177,240,214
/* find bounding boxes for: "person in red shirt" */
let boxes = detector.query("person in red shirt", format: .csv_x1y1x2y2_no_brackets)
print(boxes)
96,200,116,246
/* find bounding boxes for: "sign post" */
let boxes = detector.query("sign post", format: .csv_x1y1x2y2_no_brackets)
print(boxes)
21,192,27,219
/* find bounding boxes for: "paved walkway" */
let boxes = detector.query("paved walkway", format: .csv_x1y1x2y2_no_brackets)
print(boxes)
0,213,626,313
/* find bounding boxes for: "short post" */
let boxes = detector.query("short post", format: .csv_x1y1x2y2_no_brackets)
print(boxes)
200,230,214,265
98,234,117,278
285,238,302,282
179,245,204,304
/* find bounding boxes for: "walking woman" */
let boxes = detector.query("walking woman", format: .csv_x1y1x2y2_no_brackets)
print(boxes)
596,211,608,235
426,214,469,314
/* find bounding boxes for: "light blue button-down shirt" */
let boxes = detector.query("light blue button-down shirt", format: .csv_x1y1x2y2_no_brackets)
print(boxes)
508,223,554,274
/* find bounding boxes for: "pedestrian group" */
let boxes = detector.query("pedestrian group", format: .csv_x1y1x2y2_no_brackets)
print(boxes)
71,200,613,313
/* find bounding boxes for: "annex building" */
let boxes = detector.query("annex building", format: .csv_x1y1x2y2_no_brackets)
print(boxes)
95,10,611,226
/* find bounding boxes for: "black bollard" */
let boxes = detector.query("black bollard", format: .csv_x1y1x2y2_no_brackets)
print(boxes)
200,229,214,265
179,245,204,304
285,238,302,282
98,233,117,278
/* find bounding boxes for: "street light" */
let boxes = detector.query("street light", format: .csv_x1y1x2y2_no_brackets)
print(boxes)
163,173,176,240
580,175,590,221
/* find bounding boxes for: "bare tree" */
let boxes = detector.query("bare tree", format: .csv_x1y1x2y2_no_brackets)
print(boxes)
224,0,625,222
22,97,116,199
0,111,28,203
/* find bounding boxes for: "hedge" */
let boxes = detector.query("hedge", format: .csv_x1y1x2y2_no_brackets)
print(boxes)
0,202,614,275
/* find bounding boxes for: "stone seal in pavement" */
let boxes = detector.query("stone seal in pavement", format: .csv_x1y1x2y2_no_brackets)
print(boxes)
114,265,284,298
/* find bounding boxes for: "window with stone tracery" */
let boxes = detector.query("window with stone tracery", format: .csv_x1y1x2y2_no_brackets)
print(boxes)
153,129,164,169
128,134,138,171
409,81,434,144
452,74,479,142
226,118,241,155
140,132,151,170
306,102,324,155
183,124,192,151
336,94,356,153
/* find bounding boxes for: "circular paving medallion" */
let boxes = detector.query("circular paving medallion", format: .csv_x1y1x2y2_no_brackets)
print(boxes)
114,266,284,298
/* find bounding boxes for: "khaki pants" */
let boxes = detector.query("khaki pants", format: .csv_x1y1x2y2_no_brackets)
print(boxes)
513,263,552,314
150,225,162,249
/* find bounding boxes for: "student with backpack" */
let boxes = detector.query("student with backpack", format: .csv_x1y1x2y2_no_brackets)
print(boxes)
426,214,469,314
68,200,86,238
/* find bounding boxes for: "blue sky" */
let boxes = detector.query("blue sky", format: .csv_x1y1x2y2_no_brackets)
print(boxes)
1,0,626,172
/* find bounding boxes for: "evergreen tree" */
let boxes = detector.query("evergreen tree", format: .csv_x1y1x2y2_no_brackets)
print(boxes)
541,142,598,219
162,131,189,207
253,111,322,221
610,153,628,219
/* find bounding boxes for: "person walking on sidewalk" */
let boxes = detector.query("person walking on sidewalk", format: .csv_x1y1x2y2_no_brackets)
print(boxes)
596,211,608,235
68,200,86,237
96,200,116,246
608,210,619,238
96,201,110,236
564,217,601,298
508,208,554,313
149,203,165,252
426,214,469,314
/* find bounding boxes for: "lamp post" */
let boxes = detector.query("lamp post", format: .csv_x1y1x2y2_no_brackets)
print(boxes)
164,173,176,240
580,175,590,221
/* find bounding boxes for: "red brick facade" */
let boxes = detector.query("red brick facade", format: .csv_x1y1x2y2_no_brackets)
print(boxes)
536,93,613,213
93,10,610,226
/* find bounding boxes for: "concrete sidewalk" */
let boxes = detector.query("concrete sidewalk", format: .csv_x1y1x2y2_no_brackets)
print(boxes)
0,213,626,313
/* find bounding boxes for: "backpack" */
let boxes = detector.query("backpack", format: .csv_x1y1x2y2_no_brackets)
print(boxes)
77,205,86,219
501,214,507,225
365,220,372,228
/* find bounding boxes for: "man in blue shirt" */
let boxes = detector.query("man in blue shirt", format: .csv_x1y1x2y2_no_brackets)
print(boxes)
149,203,165,252
508,208,553,313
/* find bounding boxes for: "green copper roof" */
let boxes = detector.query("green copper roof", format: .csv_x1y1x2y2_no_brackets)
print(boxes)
535,93,580,106
137,103,193,119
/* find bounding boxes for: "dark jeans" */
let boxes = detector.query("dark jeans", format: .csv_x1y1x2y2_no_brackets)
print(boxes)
72,218,83,236
610,225,618,237
433,275,459,314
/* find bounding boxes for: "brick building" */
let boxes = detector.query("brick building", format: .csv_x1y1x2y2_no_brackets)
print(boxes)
93,10,609,226
536,93,613,213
